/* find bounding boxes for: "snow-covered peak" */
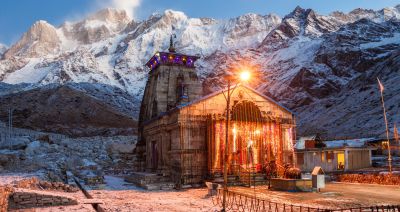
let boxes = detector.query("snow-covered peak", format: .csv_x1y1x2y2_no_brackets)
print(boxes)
163,10,188,20
4,20,60,59
262,6,340,44
285,6,310,19
381,6,400,21
31,20,57,32
58,8,132,45
87,8,131,23
153,10,189,28
331,5,400,23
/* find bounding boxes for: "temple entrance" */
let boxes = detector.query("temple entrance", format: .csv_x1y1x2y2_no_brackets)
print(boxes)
207,101,294,178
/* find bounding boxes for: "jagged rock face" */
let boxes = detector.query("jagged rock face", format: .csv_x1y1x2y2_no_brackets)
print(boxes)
331,5,400,23
223,13,281,47
262,6,342,45
296,49,400,138
4,21,60,59
1,5,400,138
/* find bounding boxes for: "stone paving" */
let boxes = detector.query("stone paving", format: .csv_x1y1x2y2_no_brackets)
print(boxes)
230,182,400,209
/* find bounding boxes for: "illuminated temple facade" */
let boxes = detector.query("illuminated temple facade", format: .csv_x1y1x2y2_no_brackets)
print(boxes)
137,42,296,186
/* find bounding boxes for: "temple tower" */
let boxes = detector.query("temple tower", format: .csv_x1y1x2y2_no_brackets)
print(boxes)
139,36,203,128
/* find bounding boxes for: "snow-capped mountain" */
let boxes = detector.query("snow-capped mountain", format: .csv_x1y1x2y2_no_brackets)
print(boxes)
331,5,400,23
1,5,400,138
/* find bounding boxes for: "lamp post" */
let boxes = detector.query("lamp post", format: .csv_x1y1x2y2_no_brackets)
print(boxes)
222,71,250,212
377,78,392,174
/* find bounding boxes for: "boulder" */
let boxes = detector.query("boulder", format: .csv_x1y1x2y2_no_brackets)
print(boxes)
24,141,41,155
108,143,136,154
0,136,31,150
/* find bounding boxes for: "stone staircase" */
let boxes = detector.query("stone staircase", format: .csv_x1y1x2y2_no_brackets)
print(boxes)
238,172,268,186
125,172,174,190
211,173,268,186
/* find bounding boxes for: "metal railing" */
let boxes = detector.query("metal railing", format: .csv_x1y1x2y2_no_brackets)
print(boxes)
212,188,400,212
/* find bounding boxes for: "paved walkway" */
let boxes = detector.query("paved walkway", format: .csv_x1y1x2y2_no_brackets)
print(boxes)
229,182,400,209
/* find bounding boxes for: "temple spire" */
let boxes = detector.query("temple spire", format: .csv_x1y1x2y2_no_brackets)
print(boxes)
168,34,176,53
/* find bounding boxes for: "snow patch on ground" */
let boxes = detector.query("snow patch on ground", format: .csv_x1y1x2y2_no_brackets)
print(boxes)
360,33,400,49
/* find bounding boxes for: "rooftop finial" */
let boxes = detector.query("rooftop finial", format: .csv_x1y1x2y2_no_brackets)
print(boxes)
168,34,176,53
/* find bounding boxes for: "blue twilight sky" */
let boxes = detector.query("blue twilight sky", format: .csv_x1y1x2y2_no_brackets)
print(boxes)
1,0,400,45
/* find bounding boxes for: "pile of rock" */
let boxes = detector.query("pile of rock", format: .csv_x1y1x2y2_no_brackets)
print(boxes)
38,181,79,192
0,134,137,186
107,142,138,174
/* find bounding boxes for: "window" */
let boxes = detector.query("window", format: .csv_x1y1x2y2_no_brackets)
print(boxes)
327,151,334,163
321,152,325,162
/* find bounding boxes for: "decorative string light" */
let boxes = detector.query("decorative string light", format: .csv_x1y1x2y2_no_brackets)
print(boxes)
146,52,198,70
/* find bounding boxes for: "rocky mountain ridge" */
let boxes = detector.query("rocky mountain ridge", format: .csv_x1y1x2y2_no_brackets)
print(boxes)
1,5,400,138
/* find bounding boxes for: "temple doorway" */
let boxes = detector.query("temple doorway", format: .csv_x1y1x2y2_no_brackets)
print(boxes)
207,100,294,177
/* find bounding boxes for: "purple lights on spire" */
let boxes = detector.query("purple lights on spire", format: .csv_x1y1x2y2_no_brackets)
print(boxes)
146,52,199,71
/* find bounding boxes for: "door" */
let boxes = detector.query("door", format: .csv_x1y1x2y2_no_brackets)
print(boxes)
337,152,345,170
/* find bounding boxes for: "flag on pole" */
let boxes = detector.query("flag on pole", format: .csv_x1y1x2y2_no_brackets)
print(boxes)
394,123,399,143
377,78,384,92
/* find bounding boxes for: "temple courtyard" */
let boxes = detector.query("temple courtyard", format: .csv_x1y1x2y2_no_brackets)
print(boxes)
3,174,400,211
90,178,400,211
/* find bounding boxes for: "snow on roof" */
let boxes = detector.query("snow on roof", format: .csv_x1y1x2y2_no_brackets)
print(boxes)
295,135,317,149
295,137,376,150
323,137,376,148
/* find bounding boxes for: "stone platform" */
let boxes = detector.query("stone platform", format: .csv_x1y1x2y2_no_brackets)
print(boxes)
270,178,312,192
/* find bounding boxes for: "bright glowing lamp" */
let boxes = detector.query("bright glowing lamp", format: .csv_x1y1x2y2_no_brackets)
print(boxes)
239,71,251,82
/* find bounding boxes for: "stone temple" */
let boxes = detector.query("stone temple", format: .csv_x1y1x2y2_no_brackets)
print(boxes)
134,38,296,188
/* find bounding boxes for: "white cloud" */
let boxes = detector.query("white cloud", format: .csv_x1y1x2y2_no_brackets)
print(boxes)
108,0,141,18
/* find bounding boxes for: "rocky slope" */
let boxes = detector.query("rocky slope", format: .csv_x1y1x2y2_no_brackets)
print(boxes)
0,83,138,137
1,5,400,138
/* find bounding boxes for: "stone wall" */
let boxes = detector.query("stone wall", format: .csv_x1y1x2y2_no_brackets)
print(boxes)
337,174,400,185
9,190,78,209
0,186,13,212
11,177,79,193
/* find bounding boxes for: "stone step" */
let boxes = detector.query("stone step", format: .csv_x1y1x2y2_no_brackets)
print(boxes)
143,182,175,191
125,172,172,188
81,199,104,204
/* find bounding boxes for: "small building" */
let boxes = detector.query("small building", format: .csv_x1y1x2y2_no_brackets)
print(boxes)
295,137,376,172
136,38,296,187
